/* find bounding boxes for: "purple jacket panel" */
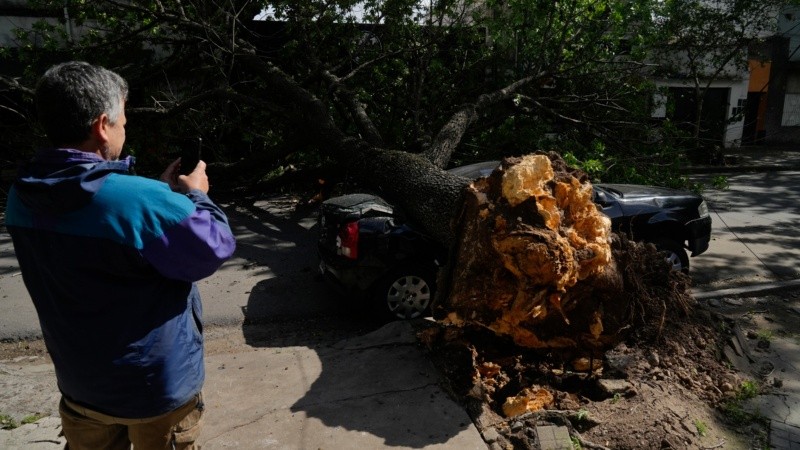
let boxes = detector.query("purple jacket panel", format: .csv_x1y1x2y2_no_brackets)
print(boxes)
141,189,236,281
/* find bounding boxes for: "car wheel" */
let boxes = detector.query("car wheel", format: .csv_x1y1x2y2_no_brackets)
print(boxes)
653,240,690,273
373,267,435,320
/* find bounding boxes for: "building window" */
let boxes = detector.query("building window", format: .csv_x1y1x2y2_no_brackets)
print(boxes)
782,93,800,126
731,98,746,119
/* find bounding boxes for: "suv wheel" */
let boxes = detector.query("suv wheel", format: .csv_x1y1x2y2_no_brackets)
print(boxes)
653,240,690,273
373,267,435,320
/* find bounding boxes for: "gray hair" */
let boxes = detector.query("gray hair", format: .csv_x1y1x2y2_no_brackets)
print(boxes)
35,61,129,146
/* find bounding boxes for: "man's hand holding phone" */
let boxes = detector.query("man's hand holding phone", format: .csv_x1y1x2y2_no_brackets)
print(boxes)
180,137,202,175
160,137,209,194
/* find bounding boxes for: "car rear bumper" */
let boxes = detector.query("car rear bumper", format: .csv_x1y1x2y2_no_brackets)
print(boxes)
686,216,712,256
317,248,385,298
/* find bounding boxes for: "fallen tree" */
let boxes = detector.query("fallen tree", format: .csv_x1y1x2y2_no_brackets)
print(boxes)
6,0,694,359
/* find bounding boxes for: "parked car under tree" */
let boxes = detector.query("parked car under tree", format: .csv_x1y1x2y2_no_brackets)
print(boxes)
317,161,711,320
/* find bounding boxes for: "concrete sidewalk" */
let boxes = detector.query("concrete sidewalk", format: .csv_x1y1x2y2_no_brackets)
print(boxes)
1,321,486,450
200,320,484,449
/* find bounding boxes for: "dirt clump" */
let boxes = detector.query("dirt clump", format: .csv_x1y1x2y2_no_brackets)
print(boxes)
419,297,765,449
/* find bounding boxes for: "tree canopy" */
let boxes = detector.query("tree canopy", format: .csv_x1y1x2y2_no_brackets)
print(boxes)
0,0,789,186
648,0,793,160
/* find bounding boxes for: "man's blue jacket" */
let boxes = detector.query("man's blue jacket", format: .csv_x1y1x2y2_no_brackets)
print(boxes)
4,148,236,418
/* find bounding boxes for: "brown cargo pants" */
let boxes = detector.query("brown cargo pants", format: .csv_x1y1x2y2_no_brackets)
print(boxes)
58,393,203,450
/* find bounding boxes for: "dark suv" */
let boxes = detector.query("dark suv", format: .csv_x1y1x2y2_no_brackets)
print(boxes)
317,161,711,320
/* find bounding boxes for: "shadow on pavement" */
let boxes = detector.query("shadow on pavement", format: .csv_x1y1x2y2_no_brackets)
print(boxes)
211,194,474,448
691,171,800,286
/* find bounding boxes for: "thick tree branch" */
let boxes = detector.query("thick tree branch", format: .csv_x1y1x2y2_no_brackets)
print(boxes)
423,74,540,168
0,76,34,97
319,67,384,146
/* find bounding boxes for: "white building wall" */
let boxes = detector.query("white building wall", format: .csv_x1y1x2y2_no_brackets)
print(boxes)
725,80,750,147
653,76,750,148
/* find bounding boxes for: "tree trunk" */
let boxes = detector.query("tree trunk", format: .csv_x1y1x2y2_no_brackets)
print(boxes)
333,143,470,247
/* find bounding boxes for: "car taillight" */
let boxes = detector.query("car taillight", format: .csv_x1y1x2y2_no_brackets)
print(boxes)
337,221,359,259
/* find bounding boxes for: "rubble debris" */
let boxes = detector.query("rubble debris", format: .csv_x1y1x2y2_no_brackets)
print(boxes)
502,386,555,417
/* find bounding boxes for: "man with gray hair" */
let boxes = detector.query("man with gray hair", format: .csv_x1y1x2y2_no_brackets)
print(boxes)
5,61,236,449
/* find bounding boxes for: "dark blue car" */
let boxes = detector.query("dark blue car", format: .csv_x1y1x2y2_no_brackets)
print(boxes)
317,161,711,320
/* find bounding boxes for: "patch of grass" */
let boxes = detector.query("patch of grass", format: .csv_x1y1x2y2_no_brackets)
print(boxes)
0,414,18,430
571,435,582,449
0,413,44,430
21,413,43,425
711,175,729,190
756,330,773,342
721,401,767,427
694,419,708,437
739,380,759,399
721,380,767,426
610,393,622,404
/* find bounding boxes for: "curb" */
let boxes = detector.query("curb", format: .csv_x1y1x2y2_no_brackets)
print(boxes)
687,165,800,174
692,278,800,300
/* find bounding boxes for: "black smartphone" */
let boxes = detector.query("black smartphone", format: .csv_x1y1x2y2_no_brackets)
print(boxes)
179,137,202,175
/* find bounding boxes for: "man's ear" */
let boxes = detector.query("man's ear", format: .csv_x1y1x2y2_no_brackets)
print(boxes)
91,113,110,145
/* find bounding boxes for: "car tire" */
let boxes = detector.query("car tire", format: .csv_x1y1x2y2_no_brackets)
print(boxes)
653,239,690,273
372,266,436,320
